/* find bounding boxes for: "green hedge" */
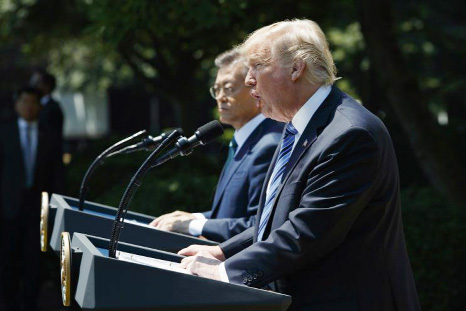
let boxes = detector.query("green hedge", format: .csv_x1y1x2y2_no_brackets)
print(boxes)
401,186,465,310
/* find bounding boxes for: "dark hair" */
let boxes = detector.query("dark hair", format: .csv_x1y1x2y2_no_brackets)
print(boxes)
35,68,57,91
13,86,42,103
214,48,248,76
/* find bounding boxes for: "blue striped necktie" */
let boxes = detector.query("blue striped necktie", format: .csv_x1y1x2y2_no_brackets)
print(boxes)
257,122,298,241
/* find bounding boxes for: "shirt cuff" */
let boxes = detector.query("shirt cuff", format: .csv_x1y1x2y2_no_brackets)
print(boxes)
218,262,230,283
188,219,208,236
192,213,206,220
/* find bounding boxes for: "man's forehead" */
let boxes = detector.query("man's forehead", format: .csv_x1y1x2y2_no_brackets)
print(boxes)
243,45,272,64
19,93,40,102
215,64,245,83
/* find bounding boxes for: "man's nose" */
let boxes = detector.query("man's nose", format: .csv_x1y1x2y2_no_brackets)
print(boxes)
217,88,228,100
245,69,255,87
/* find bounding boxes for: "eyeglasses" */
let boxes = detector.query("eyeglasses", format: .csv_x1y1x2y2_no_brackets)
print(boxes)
209,86,237,99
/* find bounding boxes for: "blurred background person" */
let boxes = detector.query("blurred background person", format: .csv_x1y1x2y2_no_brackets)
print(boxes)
0,86,64,311
29,69,63,142
150,48,283,242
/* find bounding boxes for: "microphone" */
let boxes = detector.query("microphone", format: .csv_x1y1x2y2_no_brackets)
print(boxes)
152,120,224,167
78,130,147,211
108,129,183,258
111,128,184,155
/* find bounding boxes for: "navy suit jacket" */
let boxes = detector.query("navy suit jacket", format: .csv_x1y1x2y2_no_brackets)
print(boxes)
201,118,283,242
220,87,420,311
0,120,64,219
39,97,64,142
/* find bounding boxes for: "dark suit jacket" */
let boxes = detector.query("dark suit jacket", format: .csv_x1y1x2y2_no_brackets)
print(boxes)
201,118,283,242
39,97,64,139
0,119,64,219
220,87,420,311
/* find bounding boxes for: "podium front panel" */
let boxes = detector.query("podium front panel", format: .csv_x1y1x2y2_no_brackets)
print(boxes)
69,233,291,311
49,194,217,254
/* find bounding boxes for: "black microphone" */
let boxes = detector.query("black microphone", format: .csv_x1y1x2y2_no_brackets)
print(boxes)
113,128,184,155
151,120,224,167
108,129,182,258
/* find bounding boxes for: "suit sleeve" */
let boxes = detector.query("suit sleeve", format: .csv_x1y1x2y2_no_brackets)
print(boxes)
201,210,213,219
201,138,278,242
224,127,381,287
219,226,255,258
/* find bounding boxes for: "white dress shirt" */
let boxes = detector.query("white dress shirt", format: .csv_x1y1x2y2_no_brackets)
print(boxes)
220,85,332,283
189,114,267,236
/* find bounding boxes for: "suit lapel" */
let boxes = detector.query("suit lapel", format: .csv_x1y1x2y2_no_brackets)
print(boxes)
256,86,343,239
210,119,269,216
11,122,26,185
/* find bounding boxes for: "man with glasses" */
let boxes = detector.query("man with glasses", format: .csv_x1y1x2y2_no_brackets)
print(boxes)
150,48,283,242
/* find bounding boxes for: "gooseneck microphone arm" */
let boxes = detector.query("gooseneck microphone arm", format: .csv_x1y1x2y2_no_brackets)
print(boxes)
78,130,147,211
108,129,181,258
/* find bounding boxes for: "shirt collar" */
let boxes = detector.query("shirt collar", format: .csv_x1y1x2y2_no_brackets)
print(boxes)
41,95,51,106
233,113,266,150
291,85,332,135
18,117,38,129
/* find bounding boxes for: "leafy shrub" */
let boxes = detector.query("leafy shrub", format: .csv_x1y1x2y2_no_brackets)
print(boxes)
401,186,465,310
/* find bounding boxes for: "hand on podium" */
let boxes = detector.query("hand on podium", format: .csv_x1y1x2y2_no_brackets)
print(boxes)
178,245,225,281
149,210,196,231
178,245,225,260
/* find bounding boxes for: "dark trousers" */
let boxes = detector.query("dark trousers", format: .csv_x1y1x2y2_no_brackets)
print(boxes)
0,190,41,311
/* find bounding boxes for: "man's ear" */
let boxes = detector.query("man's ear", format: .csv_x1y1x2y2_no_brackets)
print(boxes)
291,60,306,81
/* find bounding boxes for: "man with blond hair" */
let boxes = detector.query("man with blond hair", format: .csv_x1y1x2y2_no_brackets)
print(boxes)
178,19,421,311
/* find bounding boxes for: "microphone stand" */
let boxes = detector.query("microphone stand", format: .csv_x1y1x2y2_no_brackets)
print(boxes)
78,130,147,211
108,129,181,258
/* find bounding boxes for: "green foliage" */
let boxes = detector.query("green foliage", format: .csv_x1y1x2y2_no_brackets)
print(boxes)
402,186,465,310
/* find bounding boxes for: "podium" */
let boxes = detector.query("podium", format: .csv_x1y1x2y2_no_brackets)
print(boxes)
61,232,292,310
46,193,217,254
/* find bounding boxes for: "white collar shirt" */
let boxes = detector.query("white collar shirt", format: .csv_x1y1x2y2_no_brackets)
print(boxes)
233,113,266,155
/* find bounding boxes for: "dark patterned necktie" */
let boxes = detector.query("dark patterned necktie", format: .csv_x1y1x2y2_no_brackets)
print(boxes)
25,124,33,188
224,137,238,170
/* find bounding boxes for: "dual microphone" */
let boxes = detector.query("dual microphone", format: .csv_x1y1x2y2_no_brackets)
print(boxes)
78,120,223,211
113,120,223,162
108,120,224,257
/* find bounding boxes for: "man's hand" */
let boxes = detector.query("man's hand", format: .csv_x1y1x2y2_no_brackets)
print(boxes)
149,211,196,229
179,250,223,281
178,245,225,261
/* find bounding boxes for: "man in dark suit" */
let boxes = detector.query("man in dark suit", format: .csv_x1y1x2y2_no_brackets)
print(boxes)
0,86,64,311
150,49,283,242
178,19,421,311
30,69,64,140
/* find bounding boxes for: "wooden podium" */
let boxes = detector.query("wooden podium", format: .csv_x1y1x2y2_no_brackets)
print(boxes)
60,232,291,310
45,193,217,254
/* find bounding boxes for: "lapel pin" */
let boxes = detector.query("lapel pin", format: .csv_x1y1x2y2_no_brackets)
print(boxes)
303,139,308,147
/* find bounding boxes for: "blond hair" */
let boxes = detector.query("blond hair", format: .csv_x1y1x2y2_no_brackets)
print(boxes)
239,19,337,86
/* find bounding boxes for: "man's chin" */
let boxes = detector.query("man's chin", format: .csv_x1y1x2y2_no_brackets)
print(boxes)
219,115,233,126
